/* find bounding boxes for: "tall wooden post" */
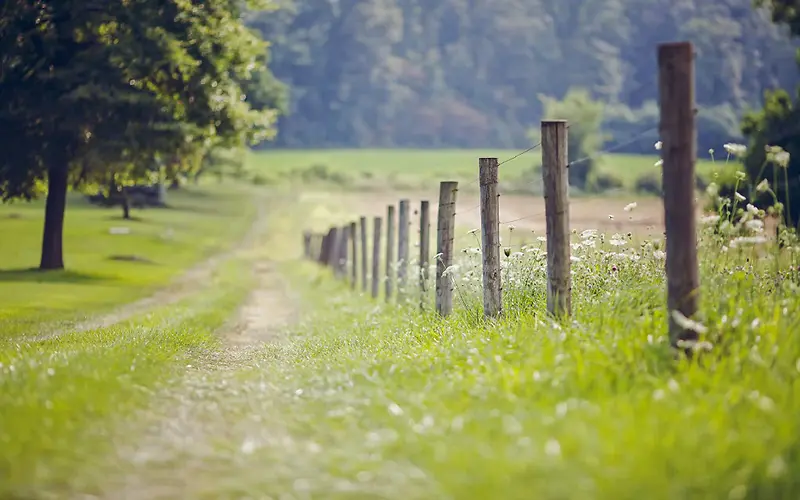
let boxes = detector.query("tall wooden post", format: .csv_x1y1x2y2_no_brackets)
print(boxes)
326,227,340,269
479,158,502,317
350,221,357,289
302,231,311,259
541,120,571,318
385,205,395,301
360,216,368,292
436,182,458,316
372,217,382,299
397,199,410,297
658,41,700,349
419,200,430,309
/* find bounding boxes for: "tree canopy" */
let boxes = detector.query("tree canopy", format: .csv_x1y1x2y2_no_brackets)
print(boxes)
248,0,800,150
0,0,285,269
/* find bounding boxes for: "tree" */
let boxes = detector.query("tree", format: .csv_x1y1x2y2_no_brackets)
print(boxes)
738,0,800,227
0,0,283,269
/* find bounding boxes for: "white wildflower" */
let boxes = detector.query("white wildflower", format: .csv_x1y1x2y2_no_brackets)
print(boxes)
706,182,719,197
537,236,546,242
746,204,760,216
723,143,747,156
654,141,662,150
745,219,764,232
756,179,769,193
441,265,459,277
623,202,637,212
388,403,404,416
653,250,666,259
670,310,708,334
734,192,746,202
654,159,663,167
580,229,597,239
730,236,767,247
700,214,720,225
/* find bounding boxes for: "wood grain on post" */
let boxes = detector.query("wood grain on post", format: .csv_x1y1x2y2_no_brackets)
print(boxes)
350,221,357,289
419,200,430,309
338,225,349,277
385,205,395,300
658,41,700,348
479,159,502,317
372,217,382,299
436,182,458,316
541,120,572,318
397,199,410,297
360,216,368,292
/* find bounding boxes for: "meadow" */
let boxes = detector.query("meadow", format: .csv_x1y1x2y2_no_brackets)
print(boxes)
1,149,798,499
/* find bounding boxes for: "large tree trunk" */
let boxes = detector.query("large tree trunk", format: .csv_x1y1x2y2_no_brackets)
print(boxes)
121,187,131,220
39,161,69,270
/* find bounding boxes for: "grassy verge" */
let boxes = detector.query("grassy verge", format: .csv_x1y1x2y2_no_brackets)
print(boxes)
0,255,255,498
0,183,257,338
216,215,800,498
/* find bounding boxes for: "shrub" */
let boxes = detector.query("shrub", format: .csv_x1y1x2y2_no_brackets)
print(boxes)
587,171,625,193
635,171,662,195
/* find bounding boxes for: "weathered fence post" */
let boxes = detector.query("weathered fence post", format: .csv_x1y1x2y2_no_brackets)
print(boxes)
419,200,430,309
658,41,700,349
397,199,410,298
541,120,571,318
302,231,311,259
360,216,368,292
326,226,341,269
386,205,395,301
479,159,502,317
337,225,349,277
436,182,458,316
372,217,382,298
319,227,334,266
350,221,357,289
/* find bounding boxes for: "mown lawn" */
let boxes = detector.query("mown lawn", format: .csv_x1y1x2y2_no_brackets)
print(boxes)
0,184,256,337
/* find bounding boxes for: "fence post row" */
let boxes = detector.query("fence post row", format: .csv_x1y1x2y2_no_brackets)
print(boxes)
435,182,457,316
541,120,571,318
372,217,382,299
385,205,395,301
479,159,502,318
658,41,700,350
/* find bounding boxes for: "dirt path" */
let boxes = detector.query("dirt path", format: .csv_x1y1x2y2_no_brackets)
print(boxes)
90,237,302,499
28,194,271,343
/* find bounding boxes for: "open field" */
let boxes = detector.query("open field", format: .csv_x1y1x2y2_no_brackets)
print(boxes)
1,150,798,498
0,185,257,339
245,148,727,193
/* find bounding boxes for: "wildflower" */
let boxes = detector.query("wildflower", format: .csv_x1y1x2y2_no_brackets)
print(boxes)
700,214,720,225
610,238,626,246
654,141,662,150
608,215,614,220
723,143,747,156
705,182,719,197
765,145,789,168
746,204,760,217
734,192,746,202
654,159,663,167
507,224,516,231
745,219,764,232
570,255,581,262
735,171,747,181
755,179,769,193
653,250,666,259
441,265,459,277
623,202,637,212
670,310,708,334
708,148,715,156
730,236,767,247
468,228,478,235
580,229,597,239
537,236,546,242
544,439,561,457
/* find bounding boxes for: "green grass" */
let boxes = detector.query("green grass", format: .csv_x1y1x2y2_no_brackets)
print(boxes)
0,256,255,498
245,148,726,192
0,184,256,336
170,213,800,498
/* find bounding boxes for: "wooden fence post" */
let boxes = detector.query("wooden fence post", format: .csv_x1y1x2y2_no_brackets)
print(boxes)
302,231,311,259
658,41,700,349
386,205,395,301
479,159,502,317
541,120,571,318
372,216,382,299
436,182,458,316
319,227,334,265
326,226,341,269
337,225,349,277
360,216,368,292
419,200,430,309
350,221,357,289
397,199,410,298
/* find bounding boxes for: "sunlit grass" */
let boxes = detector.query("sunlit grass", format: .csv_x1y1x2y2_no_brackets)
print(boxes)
0,183,257,336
